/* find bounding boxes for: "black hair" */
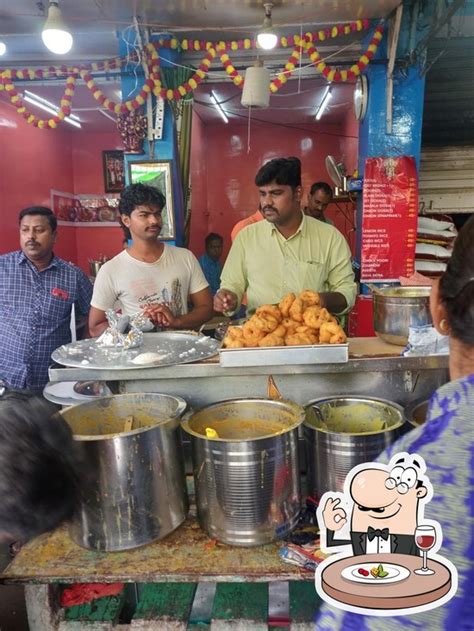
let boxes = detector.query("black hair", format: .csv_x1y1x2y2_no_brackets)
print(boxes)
18,206,57,232
310,181,333,197
205,232,223,248
119,183,166,217
255,156,301,191
439,215,474,346
0,393,79,542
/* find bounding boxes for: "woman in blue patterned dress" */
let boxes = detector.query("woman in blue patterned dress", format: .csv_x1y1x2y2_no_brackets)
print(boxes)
316,215,474,630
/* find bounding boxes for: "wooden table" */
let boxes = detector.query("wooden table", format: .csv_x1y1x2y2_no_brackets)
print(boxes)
320,553,453,611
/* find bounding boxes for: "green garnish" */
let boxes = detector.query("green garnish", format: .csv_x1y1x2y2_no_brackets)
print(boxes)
377,563,389,578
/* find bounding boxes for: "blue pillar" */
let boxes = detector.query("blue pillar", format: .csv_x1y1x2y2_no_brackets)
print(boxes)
119,31,185,246
356,5,435,270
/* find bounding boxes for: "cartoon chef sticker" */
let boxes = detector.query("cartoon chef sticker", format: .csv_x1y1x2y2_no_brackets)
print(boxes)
315,453,458,616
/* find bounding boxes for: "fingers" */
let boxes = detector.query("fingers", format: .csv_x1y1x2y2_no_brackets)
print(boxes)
333,509,347,524
214,290,237,313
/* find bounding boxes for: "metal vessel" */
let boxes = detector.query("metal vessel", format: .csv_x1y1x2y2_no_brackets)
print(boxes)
182,398,305,546
404,397,430,428
372,286,432,345
304,396,405,500
61,393,188,551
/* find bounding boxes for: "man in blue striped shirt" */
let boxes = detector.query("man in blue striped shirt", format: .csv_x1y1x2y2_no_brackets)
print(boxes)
0,207,92,392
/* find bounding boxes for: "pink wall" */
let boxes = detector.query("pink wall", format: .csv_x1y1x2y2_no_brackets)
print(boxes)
72,131,124,273
189,117,359,258
0,100,77,261
0,99,123,273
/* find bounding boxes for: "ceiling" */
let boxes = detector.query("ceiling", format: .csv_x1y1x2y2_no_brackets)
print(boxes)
0,1,473,142
0,0,402,131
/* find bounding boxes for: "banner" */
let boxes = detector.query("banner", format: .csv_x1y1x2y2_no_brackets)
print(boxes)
51,190,120,227
361,157,418,282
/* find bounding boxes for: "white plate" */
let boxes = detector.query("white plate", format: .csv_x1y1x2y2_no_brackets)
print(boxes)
341,562,410,585
43,381,111,406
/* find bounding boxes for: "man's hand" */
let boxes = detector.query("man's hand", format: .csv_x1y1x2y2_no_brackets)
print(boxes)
214,289,238,314
322,497,347,532
142,304,178,328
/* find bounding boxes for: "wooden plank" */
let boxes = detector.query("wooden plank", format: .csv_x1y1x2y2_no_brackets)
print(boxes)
64,593,125,622
289,581,323,625
212,583,268,625
132,583,197,622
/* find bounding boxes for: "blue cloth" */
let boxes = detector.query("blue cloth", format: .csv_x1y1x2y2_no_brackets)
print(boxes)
0,251,92,392
315,374,474,630
199,253,222,296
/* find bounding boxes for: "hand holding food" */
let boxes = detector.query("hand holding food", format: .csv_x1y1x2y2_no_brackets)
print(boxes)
214,289,238,314
222,290,347,348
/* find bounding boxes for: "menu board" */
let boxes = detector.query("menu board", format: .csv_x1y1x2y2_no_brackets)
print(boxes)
361,156,418,282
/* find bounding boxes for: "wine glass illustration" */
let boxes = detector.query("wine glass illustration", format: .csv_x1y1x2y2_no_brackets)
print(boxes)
414,525,436,575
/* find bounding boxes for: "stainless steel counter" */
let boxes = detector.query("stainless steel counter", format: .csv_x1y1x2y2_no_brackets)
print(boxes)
48,351,449,408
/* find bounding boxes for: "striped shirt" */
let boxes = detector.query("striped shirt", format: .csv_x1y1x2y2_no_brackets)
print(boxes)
315,374,474,630
0,251,92,392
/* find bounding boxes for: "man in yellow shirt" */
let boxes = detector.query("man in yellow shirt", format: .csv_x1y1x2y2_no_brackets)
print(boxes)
214,157,356,317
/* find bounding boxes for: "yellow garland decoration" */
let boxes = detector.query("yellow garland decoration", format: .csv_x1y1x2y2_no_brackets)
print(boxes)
0,19,380,129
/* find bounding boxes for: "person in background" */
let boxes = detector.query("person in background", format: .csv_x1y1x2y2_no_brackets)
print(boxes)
89,183,213,335
304,181,334,225
230,209,263,241
0,206,92,393
199,233,223,296
316,215,474,630
214,157,356,317
0,390,79,544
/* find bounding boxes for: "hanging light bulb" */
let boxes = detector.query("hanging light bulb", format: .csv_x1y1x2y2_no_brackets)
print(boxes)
41,1,73,55
256,3,278,50
0,42,6,56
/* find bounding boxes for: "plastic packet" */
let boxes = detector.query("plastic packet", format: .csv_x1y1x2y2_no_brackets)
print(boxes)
402,325,449,357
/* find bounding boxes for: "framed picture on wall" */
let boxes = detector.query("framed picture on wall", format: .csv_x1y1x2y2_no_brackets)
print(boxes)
102,150,125,193
128,160,175,240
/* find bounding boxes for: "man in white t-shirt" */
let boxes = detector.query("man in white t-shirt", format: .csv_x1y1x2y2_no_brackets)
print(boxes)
89,183,213,336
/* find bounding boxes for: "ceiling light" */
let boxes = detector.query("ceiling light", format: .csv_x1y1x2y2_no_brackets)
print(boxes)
100,110,117,123
0,42,6,56
41,1,73,55
257,3,278,50
315,85,332,121
210,91,229,124
23,90,81,128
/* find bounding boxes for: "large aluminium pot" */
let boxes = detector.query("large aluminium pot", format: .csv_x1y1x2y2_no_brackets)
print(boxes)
304,396,405,501
372,286,432,346
61,393,188,551
181,398,305,547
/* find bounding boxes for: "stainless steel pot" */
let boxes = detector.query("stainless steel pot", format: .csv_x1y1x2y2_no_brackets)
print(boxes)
404,398,429,429
61,393,188,551
372,287,432,346
304,396,405,500
181,398,305,547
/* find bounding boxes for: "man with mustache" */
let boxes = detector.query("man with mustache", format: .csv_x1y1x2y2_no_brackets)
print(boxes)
0,206,92,392
214,157,356,317
89,183,213,335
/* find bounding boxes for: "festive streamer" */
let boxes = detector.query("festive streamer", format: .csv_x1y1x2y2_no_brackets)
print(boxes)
0,19,381,129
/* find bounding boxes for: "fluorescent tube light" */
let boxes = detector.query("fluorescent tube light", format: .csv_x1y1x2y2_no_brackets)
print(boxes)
100,110,117,123
0,42,6,56
23,92,82,128
210,91,229,123
315,86,332,121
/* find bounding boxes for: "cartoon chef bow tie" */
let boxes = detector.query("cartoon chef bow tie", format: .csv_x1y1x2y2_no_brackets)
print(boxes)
367,527,389,541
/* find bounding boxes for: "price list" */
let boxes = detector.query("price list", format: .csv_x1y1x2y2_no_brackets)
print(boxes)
361,156,418,282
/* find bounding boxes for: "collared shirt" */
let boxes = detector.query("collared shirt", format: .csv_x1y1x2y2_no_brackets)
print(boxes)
316,374,474,630
199,253,222,296
0,251,92,392
220,213,356,314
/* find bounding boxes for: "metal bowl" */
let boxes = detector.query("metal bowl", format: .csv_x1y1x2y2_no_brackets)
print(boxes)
373,287,432,346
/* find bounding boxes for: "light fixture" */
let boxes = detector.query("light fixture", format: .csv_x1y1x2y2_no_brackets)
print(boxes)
41,1,73,55
0,42,6,56
315,85,332,121
100,110,117,123
256,2,278,50
210,91,229,123
241,60,270,108
23,90,81,128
